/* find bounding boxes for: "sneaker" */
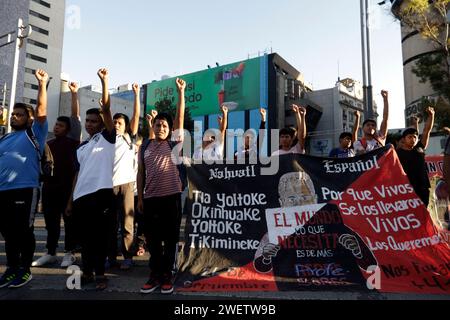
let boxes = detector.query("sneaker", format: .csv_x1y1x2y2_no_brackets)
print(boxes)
120,259,133,271
61,253,76,268
8,269,32,289
31,254,57,267
140,277,160,294
0,269,17,289
161,274,174,295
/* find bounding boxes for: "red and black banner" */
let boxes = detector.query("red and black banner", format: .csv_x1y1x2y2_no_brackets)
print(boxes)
176,146,450,294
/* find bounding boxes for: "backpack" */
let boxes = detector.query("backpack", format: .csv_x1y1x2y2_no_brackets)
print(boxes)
140,139,188,191
25,127,54,181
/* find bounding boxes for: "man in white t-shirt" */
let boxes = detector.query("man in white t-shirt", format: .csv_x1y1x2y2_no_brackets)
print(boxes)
235,108,267,161
353,90,390,156
66,68,115,291
272,105,306,156
107,83,141,271
193,105,228,163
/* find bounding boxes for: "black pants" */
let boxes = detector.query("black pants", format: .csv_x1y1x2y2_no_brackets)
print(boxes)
73,189,113,277
144,193,182,277
42,185,77,255
0,188,38,271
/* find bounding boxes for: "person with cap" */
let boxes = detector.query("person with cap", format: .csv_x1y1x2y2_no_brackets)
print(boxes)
396,107,435,207
354,90,390,155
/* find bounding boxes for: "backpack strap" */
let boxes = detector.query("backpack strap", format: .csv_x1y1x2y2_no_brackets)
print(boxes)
25,127,42,162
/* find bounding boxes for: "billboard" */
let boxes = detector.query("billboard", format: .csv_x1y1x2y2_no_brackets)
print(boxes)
146,56,267,117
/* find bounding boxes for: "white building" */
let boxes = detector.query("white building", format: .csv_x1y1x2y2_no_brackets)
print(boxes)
0,0,65,130
305,78,378,157
59,79,140,140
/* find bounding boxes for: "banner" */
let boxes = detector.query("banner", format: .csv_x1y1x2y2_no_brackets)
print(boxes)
426,155,444,179
176,147,450,294
425,155,450,233
146,57,263,117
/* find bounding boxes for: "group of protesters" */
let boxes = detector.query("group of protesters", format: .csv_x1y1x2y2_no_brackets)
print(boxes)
0,67,440,293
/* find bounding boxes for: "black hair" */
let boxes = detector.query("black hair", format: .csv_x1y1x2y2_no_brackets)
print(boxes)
363,119,377,127
402,128,419,138
57,116,71,131
113,113,131,134
86,108,104,124
13,103,35,119
279,127,296,138
339,132,352,140
154,113,174,130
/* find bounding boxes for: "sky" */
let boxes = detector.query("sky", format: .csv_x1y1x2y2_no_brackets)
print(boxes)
62,0,406,128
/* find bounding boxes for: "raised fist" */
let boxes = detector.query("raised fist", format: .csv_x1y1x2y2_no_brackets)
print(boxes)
425,106,435,116
381,90,388,100
35,69,49,83
97,68,109,81
132,83,140,94
176,78,186,91
220,105,229,114
68,82,79,93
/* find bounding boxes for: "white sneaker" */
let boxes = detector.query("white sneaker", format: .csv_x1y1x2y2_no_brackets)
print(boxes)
31,254,57,267
60,253,76,268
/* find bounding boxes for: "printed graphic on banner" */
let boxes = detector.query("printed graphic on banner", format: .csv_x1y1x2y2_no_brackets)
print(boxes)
176,148,450,294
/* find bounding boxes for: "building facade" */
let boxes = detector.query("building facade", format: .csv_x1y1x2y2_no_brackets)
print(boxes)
59,79,139,140
0,0,65,131
391,0,444,125
305,79,378,157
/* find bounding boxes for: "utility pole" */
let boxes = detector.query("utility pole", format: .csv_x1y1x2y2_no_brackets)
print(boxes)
0,18,32,133
360,0,374,120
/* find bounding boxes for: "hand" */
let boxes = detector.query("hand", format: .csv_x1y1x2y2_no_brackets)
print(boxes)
291,104,299,114
68,82,79,93
381,90,388,100
151,109,158,119
411,116,419,124
65,203,73,217
35,69,49,84
260,108,266,121
425,106,435,116
97,68,109,82
354,110,361,118
176,78,186,92
220,105,228,115
132,83,140,94
146,114,154,126
262,243,281,262
299,106,307,116
339,234,363,259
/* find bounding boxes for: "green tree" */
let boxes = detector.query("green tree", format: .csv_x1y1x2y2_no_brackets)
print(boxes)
153,97,194,133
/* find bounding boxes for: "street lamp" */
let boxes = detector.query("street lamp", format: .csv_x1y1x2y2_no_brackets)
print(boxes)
360,0,374,120
0,18,32,133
